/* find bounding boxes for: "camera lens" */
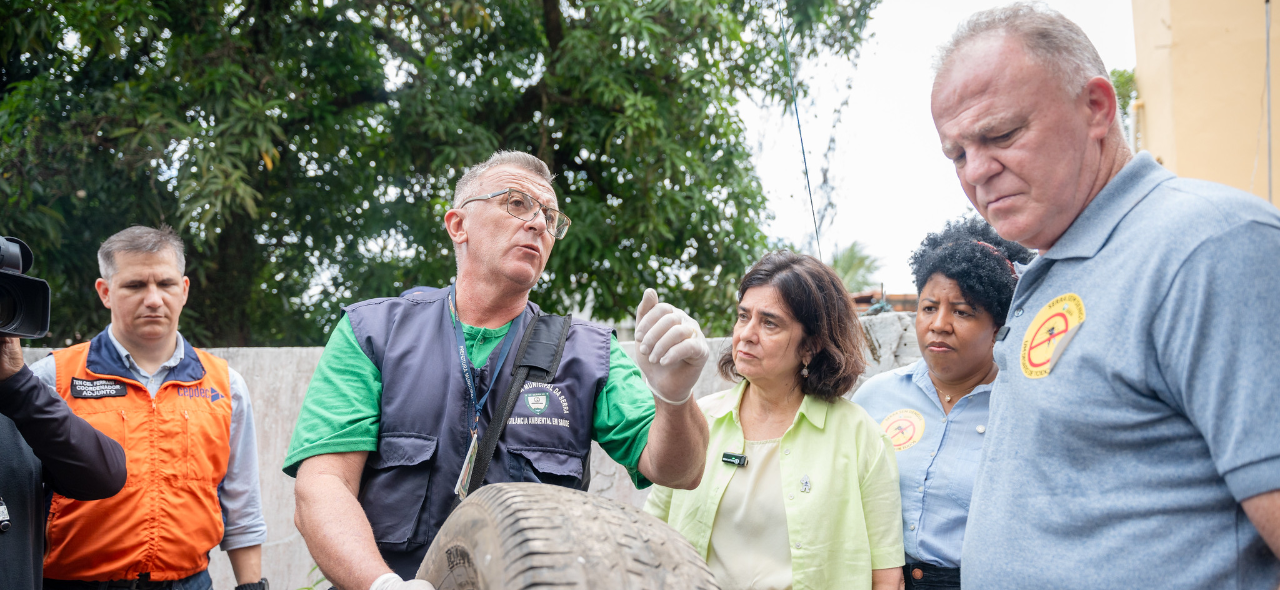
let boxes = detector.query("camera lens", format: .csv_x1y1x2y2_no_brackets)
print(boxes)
0,285,16,327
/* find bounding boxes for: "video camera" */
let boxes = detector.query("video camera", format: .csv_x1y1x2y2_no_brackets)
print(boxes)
0,237,50,339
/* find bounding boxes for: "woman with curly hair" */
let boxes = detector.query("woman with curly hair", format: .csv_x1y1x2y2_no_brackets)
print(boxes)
853,217,1034,590
645,250,905,590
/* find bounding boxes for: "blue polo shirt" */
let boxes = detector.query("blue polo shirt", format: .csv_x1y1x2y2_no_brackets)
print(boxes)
852,360,991,569
962,153,1280,589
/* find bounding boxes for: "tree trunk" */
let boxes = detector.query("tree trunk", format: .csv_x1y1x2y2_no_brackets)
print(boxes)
186,213,262,347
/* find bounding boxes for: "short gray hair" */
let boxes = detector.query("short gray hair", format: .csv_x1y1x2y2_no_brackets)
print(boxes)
935,2,1107,96
98,225,186,280
452,150,555,206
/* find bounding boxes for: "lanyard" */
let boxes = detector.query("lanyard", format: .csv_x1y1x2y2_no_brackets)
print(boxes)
448,286,521,437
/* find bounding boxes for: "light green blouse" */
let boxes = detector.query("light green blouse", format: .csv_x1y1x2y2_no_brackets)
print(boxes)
645,381,905,590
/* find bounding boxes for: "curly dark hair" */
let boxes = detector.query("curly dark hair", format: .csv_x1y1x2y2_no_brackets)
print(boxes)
718,250,867,401
909,217,1035,327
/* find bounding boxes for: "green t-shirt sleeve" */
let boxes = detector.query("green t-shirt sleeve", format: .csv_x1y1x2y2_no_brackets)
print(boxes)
282,315,382,477
591,334,655,489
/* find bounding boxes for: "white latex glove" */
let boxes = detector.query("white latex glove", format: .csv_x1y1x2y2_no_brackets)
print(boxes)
369,573,435,590
633,288,710,404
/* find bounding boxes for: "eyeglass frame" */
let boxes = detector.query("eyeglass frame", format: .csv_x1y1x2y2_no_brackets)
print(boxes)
456,188,573,239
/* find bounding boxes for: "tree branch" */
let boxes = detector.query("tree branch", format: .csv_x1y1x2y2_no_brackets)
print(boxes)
370,27,429,68
543,0,565,54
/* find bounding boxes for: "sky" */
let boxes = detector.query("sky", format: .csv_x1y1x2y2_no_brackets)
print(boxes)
739,0,1136,294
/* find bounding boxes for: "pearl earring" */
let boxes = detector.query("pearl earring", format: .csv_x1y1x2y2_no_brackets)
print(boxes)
801,363,809,378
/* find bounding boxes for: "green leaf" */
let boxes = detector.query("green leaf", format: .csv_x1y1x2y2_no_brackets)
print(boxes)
1,0,877,345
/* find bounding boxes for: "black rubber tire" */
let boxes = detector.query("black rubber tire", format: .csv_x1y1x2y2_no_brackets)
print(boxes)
416,482,718,590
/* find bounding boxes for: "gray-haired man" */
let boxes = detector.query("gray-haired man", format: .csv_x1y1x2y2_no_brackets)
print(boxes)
286,151,710,590
930,4,1280,588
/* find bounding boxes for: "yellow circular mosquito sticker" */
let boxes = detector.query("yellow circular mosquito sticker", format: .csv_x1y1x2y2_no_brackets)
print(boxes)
1020,293,1086,379
880,409,926,452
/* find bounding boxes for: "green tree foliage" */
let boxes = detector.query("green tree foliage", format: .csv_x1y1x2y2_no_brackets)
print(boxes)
1,0,879,346
1111,67,1135,142
829,240,878,293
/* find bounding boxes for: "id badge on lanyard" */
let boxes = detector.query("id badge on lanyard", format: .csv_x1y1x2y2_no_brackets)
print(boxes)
448,287,521,499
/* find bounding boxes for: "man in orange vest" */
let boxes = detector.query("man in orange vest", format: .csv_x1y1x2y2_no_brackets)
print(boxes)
29,225,268,590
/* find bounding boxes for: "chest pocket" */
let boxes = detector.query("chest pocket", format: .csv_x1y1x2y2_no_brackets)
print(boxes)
77,406,129,449
184,405,232,483
68,398,133,483
502,381,591,487
360,433,438,544
507,446,588,485
497,314,594,488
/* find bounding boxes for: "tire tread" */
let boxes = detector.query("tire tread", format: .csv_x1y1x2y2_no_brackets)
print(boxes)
433,483,717,590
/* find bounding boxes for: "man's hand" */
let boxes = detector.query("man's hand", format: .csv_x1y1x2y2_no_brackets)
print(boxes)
0,337,25,382
633,288,709,403
633,288,711,489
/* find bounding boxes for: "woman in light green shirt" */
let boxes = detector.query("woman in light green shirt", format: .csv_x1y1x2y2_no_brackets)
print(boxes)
645,250,905,590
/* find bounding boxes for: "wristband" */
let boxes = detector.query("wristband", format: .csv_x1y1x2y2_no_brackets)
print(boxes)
644,375,694,405
234,579,268,590
651,386,695,405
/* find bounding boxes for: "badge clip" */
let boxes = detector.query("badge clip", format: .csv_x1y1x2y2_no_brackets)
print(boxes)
0,496,11,533
721,452,748,467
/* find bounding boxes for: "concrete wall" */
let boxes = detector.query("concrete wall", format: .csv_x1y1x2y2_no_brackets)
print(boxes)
21,311,920,589
1132,0,1280,201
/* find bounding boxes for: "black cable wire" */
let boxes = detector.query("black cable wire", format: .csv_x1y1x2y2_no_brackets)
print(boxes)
778,18,823,260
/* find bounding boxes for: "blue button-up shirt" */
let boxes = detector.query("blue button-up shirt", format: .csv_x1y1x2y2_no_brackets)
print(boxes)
101,325,186,396
962,153,1280,589
852,359,989,568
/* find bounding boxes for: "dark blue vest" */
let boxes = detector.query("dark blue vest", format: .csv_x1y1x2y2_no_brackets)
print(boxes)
344,287,611,577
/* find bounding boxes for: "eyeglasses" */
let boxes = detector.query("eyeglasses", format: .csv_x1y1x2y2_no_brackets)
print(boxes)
458,188,572,239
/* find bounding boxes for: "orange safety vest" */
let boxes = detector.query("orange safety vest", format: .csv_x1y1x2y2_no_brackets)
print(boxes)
43,331,233,582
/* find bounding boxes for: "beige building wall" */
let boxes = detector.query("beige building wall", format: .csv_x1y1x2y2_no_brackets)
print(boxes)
1132,0,1278,203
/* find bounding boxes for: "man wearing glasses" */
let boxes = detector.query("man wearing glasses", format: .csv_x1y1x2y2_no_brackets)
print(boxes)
284,151,711,590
